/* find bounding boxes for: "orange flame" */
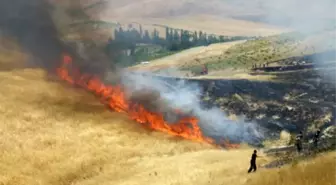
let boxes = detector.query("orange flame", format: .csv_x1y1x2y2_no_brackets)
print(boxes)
56,54,239,148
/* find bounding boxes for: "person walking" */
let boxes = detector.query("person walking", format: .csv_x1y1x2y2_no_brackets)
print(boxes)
248,150,258,173
313,129,321,148
296,131,303,153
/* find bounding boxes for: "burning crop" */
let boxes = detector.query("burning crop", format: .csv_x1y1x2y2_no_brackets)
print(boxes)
0,0,254,148
57,54,220,145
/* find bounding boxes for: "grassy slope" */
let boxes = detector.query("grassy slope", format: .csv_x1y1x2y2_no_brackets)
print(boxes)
248,152,336,185
0,49,256,185
56,0,290,73
128,40,246,72
0,47,335,185
128,34,298,70
129,31,336,79
0,68,335,185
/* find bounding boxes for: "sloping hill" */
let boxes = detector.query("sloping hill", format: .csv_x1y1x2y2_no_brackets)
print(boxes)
107,15,286,37
85,0,258,18
91,0,336,24
0,42,335,185
80,0,288,37
128,40,246,72
2,68,335,185
0,49,264,185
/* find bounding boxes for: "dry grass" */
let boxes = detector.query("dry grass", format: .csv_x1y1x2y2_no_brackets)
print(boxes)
247,152,336,185
0,67,270,185
129,30,336,80
0,49,334,185
128,40,245,71
142,15,285,36
192,72,274,81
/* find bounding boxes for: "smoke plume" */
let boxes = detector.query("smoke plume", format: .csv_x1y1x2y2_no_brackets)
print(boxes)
0,0,109,76
0,0,65,71
119,72,265,144
0,0,266,145
101,0,335,144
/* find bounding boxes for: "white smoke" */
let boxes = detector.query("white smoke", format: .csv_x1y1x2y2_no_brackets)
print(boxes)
100,0,335,144
253,0,336,32
235,0,336,82
119,71,265,144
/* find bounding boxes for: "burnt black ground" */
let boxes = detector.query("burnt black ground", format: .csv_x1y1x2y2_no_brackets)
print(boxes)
140,60,336,146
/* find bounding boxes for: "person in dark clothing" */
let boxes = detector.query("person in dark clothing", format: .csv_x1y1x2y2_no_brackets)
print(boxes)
296,131,303,153
313,129,321,148
202,64,208,75
248,150,258,173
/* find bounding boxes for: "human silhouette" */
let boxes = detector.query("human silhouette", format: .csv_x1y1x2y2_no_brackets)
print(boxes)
313,129,321,148
248,150,258,173
296,131,303,153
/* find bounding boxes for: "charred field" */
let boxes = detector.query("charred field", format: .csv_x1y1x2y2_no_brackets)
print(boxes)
146,52,336,146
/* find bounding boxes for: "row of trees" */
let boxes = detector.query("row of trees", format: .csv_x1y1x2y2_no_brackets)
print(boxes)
105,24,252,66
108,25,251,52
164,27,249,50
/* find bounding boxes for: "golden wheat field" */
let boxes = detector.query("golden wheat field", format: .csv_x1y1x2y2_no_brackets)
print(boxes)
0,67,253,185
0,50,335,185
248,152,336,185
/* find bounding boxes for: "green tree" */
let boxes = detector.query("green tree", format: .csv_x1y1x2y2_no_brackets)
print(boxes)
165,27,170,41
181,30,191,49
165,27,173,49
173,29,180,42
151,28,160,44
139,25,143,38
143,30,151,43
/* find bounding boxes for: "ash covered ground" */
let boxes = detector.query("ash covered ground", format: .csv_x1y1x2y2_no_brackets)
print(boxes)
129,54,336,148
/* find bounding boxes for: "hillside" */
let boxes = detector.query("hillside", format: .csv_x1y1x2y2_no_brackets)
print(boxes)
0,46,335,185
129,30,336,79
101,15,287,37
76,0,289,37
0,1,335,184
85,0,334,36
0,46,264,185
91,0,335,25
51,0,335,43
128,40,246,72
248,152,335,185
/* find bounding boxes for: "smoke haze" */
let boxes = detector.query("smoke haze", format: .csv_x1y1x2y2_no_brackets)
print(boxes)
0,0,334,145
0,0,109,76
101,0,335,144
255,0,334,33
119,72,265,144
102,0,335,32
0,0,66,71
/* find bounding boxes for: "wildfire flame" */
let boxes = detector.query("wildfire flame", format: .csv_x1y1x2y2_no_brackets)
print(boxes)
56,54,240,148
